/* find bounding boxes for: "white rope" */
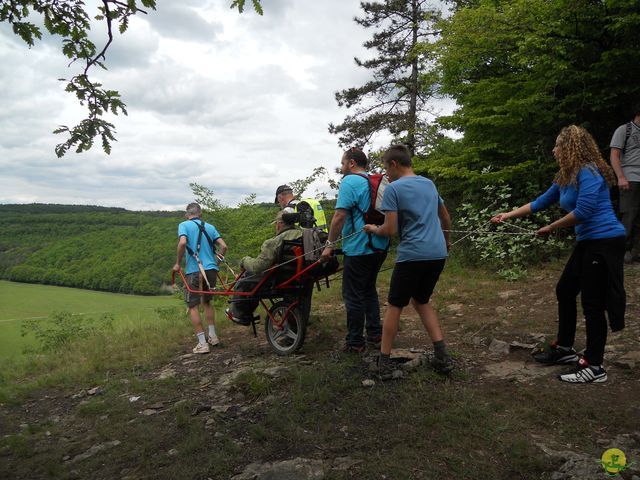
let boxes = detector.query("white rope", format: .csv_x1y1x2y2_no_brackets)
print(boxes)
450,219,493,247
444,229,537,236
499,220,535,233
205,229,363,286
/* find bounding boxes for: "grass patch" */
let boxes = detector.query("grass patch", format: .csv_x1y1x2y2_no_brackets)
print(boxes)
0,280,179,360
232,370,274,400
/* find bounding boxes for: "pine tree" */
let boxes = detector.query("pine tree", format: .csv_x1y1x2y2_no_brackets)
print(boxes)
329,0,441,154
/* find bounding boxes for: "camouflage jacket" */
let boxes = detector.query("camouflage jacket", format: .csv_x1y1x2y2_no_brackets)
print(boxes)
240,226,302,274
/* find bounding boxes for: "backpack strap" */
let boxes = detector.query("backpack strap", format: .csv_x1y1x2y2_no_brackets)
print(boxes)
187,219,216,258
623,122,633,154
348,173,388,254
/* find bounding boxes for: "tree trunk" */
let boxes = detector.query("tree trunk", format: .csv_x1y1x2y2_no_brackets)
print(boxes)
407,0,419,155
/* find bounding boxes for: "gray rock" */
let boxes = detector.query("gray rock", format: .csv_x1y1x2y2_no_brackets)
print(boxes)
488,339,510,355
483,361,552,382
497,290,518,299
70,440,121,463
527,333,547,344
361,379,375,387
87,386,102,396
612,351,640,370
158,368,176,380
71,390,87,399
330,457,361,471
263,366,287,378
211,405,232,413
446,303,464,313
509,341,536,350
168,448,179,456
536,439,640,480
400,357,422,371
232,458,325,480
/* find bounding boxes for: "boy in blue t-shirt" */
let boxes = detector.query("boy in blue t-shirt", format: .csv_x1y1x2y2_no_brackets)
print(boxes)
173,203,227,354
364,144,454,377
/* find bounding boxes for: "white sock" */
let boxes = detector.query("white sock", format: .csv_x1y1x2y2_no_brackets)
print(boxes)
208,325,217,338
197,332,206,345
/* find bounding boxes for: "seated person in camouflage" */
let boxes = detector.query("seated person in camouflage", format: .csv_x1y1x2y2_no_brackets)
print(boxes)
227,210,303,325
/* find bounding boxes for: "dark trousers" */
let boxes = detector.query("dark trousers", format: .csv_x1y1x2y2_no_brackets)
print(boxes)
556,237,625,365
619,181,640,253
230,272,260,319
342,252,386,347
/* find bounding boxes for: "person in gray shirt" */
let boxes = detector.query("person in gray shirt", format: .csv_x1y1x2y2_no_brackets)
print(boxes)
610,103,640,262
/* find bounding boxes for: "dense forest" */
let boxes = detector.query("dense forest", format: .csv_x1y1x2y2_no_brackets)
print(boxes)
332,0,640,208
0,203,319,295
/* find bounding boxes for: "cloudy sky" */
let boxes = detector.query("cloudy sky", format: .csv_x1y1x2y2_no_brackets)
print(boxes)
0,0,447,211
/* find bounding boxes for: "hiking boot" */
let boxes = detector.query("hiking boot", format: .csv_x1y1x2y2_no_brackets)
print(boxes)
431,353,454,374
225,308,252,326
193,342,210,354
533,341,579,365
341,344,366,354
558,358,607,384
207,335,220,346
366,335,382,349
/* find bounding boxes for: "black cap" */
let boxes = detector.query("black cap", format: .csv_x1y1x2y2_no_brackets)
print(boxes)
274,184,292,204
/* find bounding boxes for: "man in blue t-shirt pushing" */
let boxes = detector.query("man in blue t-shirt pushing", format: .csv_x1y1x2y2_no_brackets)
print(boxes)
364,144,454,377
173,203,227,354
321,148,390,352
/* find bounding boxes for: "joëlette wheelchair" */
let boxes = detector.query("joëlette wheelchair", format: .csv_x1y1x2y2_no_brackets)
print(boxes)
172,236,340,355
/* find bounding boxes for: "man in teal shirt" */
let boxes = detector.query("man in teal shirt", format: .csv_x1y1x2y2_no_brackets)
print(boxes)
173,203,227,354
321,148,389,352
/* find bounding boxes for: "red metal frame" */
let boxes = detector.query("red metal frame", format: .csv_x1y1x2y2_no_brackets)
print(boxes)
171,246,339,298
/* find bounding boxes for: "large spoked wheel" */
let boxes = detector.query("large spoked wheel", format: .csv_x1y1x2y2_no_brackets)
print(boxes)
265,301,307,355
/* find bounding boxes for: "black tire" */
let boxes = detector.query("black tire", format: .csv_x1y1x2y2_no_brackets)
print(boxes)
264,301,307,355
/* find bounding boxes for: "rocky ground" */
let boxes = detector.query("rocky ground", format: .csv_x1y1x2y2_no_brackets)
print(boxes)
1,262,639,479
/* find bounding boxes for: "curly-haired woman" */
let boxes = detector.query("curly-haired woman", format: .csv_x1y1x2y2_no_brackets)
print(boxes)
491,125,626,384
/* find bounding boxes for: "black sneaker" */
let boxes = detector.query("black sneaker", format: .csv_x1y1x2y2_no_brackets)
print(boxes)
533,341,579,365
225,308,254,326
558,358,607,384
431,353,454,374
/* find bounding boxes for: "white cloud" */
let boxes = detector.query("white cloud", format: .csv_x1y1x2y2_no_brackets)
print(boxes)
0,0,446,211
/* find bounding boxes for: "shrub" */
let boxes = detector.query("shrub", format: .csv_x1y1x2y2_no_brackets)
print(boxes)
20,311,114,353
455,182,570,280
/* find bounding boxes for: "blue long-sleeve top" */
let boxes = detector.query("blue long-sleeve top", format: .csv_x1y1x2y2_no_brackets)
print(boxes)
530,166,625,241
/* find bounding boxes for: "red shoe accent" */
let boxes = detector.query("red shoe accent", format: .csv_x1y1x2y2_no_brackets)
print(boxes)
577,357,589,367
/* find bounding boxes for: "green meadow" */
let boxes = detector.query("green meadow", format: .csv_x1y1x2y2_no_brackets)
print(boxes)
0,280,180,360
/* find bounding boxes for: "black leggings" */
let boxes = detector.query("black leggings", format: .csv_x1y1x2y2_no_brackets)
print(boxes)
556,237,625,365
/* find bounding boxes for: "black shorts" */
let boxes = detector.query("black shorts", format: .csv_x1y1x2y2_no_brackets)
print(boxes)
388,259,445,308
184,270,217,308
